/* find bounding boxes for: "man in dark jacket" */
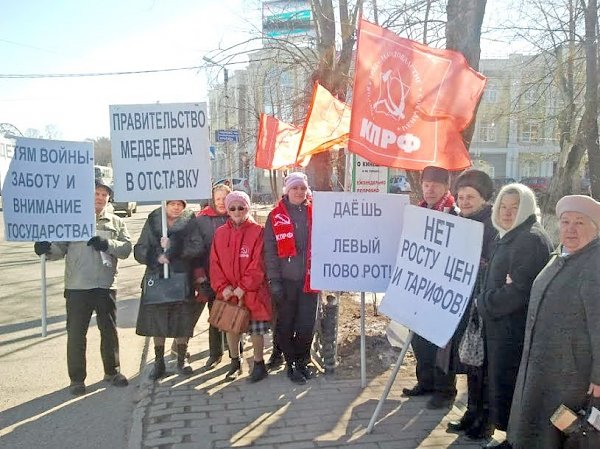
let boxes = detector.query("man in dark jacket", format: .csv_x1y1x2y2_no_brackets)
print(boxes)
402,166,459,409
33,179,132,395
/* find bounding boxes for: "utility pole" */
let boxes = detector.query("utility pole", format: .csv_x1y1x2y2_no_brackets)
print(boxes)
203,56,232,185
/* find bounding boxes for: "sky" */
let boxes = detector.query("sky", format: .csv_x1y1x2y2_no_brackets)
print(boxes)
0,1,517,142
0,0,262,141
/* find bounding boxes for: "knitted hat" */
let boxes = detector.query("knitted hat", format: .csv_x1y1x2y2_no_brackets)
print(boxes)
166,200,187,207
283,172,309,194
95,178,113,197
454,169,494,201
421,166,449,184
556,195,600,228
225,191,251,210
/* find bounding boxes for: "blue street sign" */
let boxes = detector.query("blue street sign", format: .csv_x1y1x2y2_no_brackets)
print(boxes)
215,129,239,142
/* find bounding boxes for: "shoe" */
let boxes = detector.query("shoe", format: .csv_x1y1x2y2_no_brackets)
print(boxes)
266,353,284,371
69,381,86,396
465,418,494,440
176,344,193,375
205,355,222,370
150,345,166,380
288,364,307,385
447,411,475,432
426,393,456,409
225,357,242,380
402,384,434,397
483,440,512,449
296,363,314,380
248,361,268,383
103,372,129,387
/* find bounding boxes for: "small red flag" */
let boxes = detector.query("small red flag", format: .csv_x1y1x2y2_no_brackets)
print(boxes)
255,114,308,170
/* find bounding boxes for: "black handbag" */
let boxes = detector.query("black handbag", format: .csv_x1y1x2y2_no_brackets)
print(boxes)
562,396,600,449
141,270,190,306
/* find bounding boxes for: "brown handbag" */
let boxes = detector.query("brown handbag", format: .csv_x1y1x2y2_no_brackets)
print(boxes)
208,298,250,334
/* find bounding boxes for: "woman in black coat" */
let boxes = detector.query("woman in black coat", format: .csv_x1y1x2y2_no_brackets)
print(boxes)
477,183,553,448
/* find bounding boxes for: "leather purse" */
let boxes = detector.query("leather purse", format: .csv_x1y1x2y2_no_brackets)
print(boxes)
208,298,250,334
141,270,190,306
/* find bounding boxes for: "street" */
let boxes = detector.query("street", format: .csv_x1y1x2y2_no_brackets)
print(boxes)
0,204,156,449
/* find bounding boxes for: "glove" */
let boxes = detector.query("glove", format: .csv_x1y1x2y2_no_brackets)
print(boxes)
87,236,109,252
269,280,284,301
34,241,51,256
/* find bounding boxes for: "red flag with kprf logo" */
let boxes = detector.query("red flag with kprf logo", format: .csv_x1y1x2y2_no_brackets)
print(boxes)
348,19,487,171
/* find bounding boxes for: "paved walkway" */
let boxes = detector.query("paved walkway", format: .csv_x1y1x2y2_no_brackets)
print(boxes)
132,310,492,449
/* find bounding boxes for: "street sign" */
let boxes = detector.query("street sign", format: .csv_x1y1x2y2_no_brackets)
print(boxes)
215,129,239,142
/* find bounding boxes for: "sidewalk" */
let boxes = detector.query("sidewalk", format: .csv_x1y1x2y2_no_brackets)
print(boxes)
132,309,486,449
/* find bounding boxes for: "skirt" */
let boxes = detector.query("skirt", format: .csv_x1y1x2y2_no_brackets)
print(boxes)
248,320,271,336
136,299,204,338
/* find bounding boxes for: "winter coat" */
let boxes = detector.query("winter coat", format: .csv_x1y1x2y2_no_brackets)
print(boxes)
193,205,227,273
47,208,132,290
508,238,600,449
134,208,203,291
210,218,272,321
478,214,553,429
264,197,310,282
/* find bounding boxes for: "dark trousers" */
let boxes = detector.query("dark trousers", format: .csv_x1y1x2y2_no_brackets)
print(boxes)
207,298,223,357
275,280,318,364
271,293,282,357
465,364,489,421
412,333,457,396
65,289,120,383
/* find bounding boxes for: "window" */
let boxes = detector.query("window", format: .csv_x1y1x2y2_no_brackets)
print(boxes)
520,121,540,143
478,122,497,142
483,83,498,103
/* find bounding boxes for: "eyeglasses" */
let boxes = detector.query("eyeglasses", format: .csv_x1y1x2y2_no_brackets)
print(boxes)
228,206,247,212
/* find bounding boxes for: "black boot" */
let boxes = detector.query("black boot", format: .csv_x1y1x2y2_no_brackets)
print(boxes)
266,350,284,371
465,417,494,440
248,360,268,383
288,362,307,385
150,346,166,380
177,344,193,375
225,357,242,380
447,411,476,432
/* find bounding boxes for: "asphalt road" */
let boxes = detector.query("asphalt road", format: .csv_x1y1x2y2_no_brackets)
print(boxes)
0,204,160,449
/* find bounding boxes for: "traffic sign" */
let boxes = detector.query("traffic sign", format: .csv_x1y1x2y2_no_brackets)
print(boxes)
215,129,239,142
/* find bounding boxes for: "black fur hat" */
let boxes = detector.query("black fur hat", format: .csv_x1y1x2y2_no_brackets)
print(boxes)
454,169,494,201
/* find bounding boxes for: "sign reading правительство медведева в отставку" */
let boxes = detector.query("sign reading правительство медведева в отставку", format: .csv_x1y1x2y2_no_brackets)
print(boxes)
310,192,410,293
1,136,95,242
379,205,483,347
109,103,212,201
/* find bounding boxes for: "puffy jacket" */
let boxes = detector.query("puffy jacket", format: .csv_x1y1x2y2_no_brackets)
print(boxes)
47,209,132,289
210,218,272,321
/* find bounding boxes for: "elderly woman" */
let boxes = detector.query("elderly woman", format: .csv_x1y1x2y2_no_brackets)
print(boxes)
477,183,553,448
264,172,318,385
193,184,231,370
134,200,203,379
505,195,600,449
210,191,272,382
447,170,498,440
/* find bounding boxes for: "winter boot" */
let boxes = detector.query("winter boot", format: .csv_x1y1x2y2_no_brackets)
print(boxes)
177,344,193,375
225,357,242,380
266,349,284,371
248,360,268,383
150,346,166,380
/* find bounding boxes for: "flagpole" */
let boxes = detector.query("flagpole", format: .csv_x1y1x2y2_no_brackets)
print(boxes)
40,254,48,337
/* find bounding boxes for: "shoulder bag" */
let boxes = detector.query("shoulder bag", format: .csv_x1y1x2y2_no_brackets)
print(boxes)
141,268,190,306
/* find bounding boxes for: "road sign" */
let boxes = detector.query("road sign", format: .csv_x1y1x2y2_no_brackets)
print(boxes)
215,129,239,142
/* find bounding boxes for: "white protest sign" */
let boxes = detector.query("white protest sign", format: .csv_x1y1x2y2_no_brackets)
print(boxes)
2,137,95,242
109,102,212,201
352,154,389,193
379,205,483,347
0,136,13,190
311,191,410,292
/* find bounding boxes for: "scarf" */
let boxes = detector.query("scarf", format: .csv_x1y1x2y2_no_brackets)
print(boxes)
418,191,456,213
270,199,317,293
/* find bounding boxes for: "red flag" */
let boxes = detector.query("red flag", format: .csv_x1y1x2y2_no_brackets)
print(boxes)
348,19,487,171
297,82,351,160
255,114,308,170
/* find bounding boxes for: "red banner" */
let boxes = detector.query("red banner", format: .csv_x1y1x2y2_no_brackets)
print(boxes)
255,114,308,170
348,19,486,171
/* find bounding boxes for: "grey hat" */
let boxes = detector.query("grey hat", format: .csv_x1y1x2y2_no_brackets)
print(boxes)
421,166,450,184
95,178,113,196
455,169,494,201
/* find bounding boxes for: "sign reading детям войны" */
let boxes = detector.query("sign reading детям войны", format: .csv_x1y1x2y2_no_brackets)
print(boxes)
379,206,483,347
1,136,95,242
109,103,212,202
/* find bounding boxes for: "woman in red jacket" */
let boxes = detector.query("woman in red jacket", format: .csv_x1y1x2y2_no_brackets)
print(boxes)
210,191,272,382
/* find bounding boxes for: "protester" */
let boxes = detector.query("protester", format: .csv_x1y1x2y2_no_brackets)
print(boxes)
447,170,497,439
33,179,131,395
209,191,272,382
477,183,552,448
504,195,600,449
264,172,318,385
134,200,203,379
193,184,231,370
403,165,460,409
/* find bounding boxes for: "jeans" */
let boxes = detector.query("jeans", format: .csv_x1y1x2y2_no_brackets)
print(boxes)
65,289,120,383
